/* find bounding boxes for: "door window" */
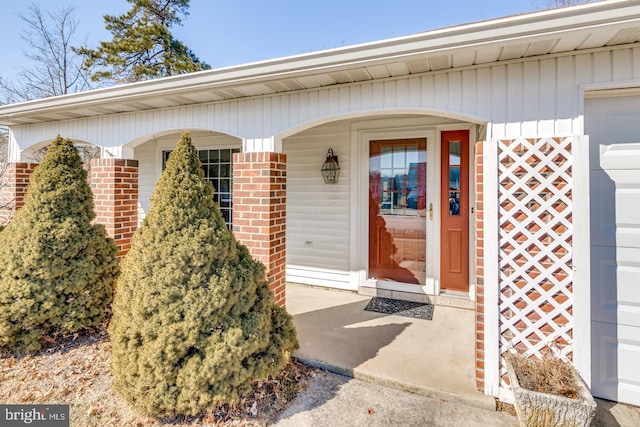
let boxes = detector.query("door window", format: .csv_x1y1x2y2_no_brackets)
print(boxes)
369,139,427,285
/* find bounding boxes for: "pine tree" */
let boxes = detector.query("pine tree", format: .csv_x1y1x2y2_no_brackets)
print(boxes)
0,136,118,353
77,0,210,83
109,131,298,416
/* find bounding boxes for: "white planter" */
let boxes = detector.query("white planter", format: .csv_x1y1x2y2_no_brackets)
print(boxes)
505,356,597,427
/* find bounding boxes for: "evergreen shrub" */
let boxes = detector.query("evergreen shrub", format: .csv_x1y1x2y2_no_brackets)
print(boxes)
0,136,118,353
109,131,298,416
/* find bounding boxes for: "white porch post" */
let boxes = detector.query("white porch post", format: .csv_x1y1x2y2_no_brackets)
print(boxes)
101,145,134,160
7,129,22,162
242,136,282,153
572,135,591,387
483,139,500,397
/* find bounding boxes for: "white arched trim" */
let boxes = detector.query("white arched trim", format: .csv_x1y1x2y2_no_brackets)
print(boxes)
19,136,100,163
122,127,243,150
276,107,489,141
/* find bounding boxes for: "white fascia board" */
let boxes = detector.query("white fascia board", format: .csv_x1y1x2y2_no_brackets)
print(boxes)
0,0,639,122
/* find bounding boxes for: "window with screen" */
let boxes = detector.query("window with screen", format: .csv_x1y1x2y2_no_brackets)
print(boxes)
163,148,240,228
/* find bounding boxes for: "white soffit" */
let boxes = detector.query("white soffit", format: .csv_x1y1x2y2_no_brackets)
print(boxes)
607,26,640,45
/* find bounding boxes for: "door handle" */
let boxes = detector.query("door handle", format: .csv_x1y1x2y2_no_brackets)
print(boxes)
429,203,433,220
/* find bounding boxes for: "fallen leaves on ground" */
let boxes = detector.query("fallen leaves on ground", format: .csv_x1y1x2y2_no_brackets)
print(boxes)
0,331,313,426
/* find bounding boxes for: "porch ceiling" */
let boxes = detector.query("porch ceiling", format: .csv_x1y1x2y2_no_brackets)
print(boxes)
1,0,640,126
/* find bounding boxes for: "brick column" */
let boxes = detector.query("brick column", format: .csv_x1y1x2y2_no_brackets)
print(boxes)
0,162,38,226
232,152,287,307
90,159,139,257
474,141,485,391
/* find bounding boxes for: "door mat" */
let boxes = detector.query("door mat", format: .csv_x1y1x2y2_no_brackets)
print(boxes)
364,297,433,320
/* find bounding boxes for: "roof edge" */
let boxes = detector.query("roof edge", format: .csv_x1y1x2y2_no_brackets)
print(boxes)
0,0,638,122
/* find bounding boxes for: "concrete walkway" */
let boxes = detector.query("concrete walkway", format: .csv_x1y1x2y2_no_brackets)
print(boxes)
274,369,517,427
283,283,640,427
285,283,494,410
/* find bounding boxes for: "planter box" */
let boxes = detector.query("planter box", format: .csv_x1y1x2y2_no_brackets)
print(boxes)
505,355,596,427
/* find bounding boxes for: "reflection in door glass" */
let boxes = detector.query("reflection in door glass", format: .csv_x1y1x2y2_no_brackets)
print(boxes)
371,145,426,215
449,141,461,216
369,139,427,285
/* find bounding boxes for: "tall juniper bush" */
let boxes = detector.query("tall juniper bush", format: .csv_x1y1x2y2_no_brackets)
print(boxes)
0,136,118,353
109,131,298,416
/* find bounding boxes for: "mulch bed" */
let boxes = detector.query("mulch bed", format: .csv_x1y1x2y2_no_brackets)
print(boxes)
0,330,314,426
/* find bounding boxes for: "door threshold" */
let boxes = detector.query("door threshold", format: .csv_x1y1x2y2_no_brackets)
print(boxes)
358,287,474,311
439,289,470,299
436,290,474,310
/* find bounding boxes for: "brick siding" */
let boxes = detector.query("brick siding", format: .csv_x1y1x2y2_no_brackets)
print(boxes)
90,159,139,258
232,152,287,307
0,162,38,226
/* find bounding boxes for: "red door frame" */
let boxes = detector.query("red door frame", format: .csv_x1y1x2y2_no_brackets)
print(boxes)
440,130,470,292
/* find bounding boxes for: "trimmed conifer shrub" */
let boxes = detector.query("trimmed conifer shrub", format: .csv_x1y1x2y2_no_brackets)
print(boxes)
109,131,298,417
0,136,118,353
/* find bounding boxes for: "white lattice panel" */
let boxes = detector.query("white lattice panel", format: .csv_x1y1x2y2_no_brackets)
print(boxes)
497,137,574,390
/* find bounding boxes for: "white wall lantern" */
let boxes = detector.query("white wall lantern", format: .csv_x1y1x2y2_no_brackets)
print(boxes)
321,148,340,184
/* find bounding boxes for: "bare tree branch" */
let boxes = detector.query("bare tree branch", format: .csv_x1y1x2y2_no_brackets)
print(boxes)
0,3,97,103
533,0,595,10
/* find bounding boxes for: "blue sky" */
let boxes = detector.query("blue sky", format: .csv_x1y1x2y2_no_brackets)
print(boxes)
0,0,543,82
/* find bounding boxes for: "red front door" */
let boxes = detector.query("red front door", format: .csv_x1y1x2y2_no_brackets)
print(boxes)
369,138,427,284
440,130,469,292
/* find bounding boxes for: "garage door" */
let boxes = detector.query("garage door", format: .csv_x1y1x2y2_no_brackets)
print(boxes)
585,94,640,406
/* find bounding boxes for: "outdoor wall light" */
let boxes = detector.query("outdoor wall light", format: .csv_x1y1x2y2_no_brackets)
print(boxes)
321,148,340,184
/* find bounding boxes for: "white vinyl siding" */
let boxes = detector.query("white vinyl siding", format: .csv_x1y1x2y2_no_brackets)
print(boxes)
133,141,157,222
11,46,640,153
283,121,352,289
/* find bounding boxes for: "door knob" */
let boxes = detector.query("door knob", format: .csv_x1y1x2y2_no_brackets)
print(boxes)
429,203,433,220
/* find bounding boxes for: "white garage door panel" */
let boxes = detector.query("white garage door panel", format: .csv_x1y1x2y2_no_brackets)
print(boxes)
585,96,640,169
586,94,640,406
590,245,617,324
609,169,640,249
590,170,617,247
599,142,640,170
591,321,640,405
590,169,640,248
591,246,640,326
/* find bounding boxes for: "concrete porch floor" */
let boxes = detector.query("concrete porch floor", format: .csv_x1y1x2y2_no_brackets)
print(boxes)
286,283,495,410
